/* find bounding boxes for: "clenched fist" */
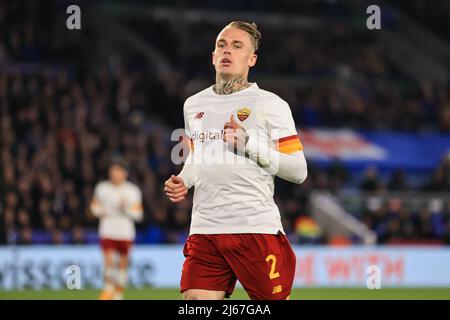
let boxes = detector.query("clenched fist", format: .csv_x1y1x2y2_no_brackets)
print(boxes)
223,115,249,154
164,175,188,203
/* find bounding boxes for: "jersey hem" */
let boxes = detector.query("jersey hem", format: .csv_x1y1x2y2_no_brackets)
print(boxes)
189,227,285,236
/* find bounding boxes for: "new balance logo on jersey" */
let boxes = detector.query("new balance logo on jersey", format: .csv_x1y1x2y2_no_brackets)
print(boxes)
195,112,204,119
272,285,283,294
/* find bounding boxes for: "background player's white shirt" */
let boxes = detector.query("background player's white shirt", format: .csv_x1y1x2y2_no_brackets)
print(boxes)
93,181,142,241
183,83,302,235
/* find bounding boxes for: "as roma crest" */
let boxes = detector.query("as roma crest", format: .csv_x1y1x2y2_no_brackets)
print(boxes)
237,108,250,121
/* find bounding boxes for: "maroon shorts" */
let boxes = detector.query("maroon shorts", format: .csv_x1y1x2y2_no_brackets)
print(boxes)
100,238,133,255
180,233,296,300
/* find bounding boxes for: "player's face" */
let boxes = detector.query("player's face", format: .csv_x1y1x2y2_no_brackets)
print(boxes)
212,27,257,79
109,165,128,184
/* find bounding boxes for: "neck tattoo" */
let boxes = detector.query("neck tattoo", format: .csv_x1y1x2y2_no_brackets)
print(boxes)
213,77,251,95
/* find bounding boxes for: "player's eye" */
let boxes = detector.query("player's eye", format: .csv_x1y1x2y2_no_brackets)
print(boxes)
233,44,242,49
217,43,225,48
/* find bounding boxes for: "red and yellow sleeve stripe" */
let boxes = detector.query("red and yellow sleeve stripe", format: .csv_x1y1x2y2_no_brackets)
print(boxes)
276,135,303,154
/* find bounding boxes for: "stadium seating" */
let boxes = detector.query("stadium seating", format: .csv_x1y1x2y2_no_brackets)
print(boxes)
0,0,449,245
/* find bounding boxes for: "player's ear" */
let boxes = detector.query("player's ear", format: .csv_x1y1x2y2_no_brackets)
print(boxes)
248,53,257,67
212,51,216,66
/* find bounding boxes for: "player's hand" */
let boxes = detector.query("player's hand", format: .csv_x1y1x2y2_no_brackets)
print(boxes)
223,115,249,154
90,199,107,218
164,175,188,203
119,199,128,215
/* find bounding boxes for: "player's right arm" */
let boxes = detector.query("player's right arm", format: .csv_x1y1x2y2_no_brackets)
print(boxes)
90,184,107,218
164,100,195,203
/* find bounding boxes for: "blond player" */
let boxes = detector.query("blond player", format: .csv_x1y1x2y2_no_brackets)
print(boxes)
164,21,308,300
90,158,143,300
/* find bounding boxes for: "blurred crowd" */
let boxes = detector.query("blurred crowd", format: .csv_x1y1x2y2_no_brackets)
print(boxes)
0,67,189,245
127,18,450,132
392,0,450,41
360,196,450,245
0,0,449,245
275,155,450,245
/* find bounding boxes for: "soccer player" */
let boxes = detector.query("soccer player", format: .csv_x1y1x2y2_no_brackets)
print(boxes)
90,158,143,300
164,21,308,300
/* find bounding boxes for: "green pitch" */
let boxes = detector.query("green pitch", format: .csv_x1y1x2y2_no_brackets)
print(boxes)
1,288,449,300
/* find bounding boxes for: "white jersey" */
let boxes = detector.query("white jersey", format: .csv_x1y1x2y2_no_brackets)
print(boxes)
93,181,143,241
183,83,303,235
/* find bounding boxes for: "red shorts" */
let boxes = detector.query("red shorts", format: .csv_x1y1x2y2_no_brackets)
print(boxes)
100,238,133,256
180,233,296,300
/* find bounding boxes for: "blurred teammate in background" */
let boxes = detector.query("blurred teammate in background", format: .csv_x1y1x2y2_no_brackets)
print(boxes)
90,157,143,300
164,21,308,300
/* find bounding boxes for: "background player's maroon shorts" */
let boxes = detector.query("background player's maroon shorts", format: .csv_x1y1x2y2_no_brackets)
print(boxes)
180,233,296,300
100,238,133,255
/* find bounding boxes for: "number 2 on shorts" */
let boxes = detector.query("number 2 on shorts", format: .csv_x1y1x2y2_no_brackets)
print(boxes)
265,254,280,279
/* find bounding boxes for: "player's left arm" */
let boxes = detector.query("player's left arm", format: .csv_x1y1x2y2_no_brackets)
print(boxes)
120,187,144,222
224,96,308,184
253,138,308,184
